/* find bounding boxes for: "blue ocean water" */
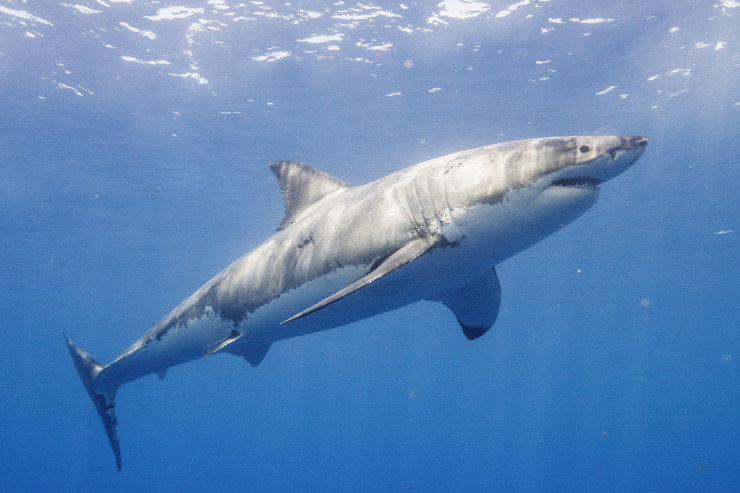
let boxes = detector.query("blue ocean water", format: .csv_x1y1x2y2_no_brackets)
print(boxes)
1,1,738,491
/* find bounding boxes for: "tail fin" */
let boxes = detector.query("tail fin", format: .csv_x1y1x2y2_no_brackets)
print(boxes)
63,333,122,471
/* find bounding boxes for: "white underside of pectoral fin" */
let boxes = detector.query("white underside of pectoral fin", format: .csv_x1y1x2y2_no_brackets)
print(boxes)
432,267,501,340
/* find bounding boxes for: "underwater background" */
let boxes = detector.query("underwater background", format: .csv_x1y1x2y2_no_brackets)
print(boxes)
1,1,738,491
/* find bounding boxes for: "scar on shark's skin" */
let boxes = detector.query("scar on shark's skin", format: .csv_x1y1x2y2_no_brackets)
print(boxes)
64,135,647,470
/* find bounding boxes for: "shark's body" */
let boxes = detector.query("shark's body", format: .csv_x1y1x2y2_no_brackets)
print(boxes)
65,135,647,469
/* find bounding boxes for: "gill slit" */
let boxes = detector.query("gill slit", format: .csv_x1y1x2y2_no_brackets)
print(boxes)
393,185,425,242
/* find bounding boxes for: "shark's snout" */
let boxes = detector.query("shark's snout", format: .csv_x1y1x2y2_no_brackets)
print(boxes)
616,135,647,155
627,136,648,149
609,136,647,160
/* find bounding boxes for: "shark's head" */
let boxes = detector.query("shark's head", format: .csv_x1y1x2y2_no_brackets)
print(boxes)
535,135,648,192
443,135,648,263
513,135,648,212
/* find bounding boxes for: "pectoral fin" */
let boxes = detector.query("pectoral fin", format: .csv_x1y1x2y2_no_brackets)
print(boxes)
282,238,432,324
431,267,501,340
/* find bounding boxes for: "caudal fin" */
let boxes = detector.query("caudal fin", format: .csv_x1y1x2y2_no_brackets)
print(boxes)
63,333,122,471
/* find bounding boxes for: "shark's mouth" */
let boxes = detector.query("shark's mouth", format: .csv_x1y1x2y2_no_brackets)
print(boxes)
551,177,602,189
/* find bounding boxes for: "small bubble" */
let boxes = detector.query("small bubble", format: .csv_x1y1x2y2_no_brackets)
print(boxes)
404,59,414,68
640,299,650,307
720,353,732,363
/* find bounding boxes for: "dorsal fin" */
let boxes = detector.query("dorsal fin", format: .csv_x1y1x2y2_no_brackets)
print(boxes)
269,160,351,231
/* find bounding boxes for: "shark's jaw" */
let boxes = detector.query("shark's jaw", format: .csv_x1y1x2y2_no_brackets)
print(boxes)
550,176,603,190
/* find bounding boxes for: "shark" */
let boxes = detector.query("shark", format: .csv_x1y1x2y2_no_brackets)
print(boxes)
65,135,647,470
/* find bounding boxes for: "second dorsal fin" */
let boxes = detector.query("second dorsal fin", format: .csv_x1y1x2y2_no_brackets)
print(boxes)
269,160,351,231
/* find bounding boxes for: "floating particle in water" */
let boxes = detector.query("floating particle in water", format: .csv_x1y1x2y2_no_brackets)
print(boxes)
640,299,651,307
720,354,732,363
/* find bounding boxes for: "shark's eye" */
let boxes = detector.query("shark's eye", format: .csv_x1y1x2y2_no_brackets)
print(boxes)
579,145,590,153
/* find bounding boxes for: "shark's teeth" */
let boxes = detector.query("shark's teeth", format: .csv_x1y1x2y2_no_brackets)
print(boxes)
551,177,602,188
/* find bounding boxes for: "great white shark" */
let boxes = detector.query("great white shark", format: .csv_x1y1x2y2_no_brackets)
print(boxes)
65,135,647,470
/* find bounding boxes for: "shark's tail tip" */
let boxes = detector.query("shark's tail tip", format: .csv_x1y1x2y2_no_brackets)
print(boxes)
63,334,123,471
